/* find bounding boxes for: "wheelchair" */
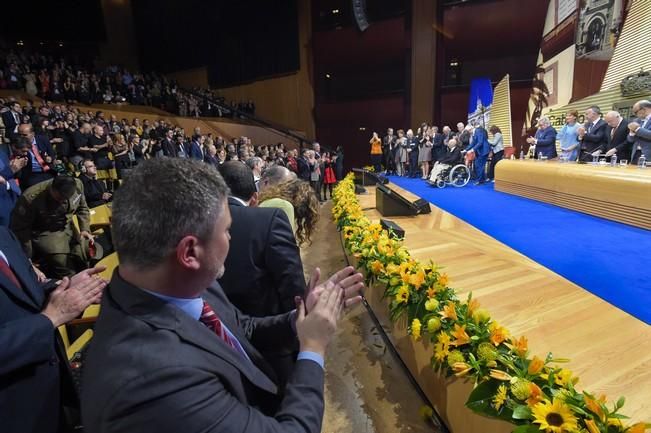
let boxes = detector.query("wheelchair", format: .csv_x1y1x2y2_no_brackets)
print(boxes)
427,163,472,188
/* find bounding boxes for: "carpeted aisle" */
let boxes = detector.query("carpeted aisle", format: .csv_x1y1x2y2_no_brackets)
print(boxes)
387,175,651,325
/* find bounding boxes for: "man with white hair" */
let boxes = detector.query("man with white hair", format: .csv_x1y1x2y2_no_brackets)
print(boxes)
604,110,630,161
625,100,651,164
577,106,608,161
526,116,557,159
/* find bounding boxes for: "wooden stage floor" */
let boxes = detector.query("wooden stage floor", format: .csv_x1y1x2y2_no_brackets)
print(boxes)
357,184,651,423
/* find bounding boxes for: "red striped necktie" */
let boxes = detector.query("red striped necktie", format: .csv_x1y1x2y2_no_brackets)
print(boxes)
0,258,22,289
199,301,239,353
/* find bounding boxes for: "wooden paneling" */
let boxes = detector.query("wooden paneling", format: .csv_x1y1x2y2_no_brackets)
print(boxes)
353,184,651,428
601,0,651,91
490,74,513,147
572,58,610,101
495,160,651,229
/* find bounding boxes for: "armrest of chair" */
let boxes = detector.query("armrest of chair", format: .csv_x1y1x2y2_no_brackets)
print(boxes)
66,329,94,361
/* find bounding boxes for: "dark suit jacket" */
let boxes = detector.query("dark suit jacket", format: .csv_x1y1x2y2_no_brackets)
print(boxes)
2,110,21,139
0,147,20,226
534,126,558,158
161,138,177,157
438,146,462,165
12,149,56,191
79,174,108,208
35,134,56,160
81,271,324,433
188,140,204,160
296,157,312,181
607,120,631,158
219,197,305,317
580,118,608,156
0,227,75,433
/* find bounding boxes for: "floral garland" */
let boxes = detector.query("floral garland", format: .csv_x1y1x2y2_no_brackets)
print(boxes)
332,174,649,433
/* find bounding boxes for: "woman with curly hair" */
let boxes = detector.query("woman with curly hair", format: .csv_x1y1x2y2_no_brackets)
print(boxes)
259,179,319,246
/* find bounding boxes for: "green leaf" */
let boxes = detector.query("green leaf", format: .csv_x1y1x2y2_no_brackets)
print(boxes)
512,405,532,420
466,379,501,404
512,425,541,433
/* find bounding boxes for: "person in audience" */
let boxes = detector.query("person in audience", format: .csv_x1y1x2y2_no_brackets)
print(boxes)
0,144,23,226
465,126,491,185
16,123,56,186
80,158,363,433
0,225,107,433
260,179,319,246
10,134,53,190
161,128,176,157
558,110,580,161
429,138,461,183
111,133,132,177
577,105,608,161
217,161,309,388
487,125,504,182
71,121,93,166
259,165,296,192
79,159,112,208
382,128,396,174
418,129,433,179
204,143,220,167
334,145,345,180
312,142,323,200
369,132,382,173
396,129,407,176
457,123,471,149
526,116,557,159
2,101,23,139
188,134,205,160
626,99,651,164
321,151,337,200
246,156,264,186
603,110,631,162
10,176,93,278
406,129,419,178
89,125,112,169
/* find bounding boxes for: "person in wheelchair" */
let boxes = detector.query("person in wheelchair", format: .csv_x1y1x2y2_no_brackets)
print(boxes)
429,138,462,183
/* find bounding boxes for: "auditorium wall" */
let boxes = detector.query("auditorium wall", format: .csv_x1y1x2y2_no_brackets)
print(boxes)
98,0,139,71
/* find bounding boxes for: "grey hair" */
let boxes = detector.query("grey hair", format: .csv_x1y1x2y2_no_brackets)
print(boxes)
112,158,229,269
260,165,294,187
539,116,551,126
245,156,263,170
638,100,651,109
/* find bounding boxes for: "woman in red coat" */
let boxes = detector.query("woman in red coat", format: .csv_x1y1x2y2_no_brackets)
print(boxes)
322,151,337,200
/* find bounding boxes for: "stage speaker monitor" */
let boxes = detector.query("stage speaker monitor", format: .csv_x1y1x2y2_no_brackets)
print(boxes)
413,198,431,214
380,218,405,239
354,184,367,194
376,183,415,216
352,168,389,186
352,0,370,32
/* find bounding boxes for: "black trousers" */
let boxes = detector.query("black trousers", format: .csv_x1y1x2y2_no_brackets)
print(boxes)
488,150,503,180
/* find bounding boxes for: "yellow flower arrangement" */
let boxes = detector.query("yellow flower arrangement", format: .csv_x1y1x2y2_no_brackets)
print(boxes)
331,175,647,433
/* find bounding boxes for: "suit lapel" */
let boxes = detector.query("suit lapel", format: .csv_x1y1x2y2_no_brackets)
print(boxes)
0,233,43,309
109,272,278,396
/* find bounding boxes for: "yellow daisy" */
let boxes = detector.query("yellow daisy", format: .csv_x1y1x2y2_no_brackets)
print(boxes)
433,342,450,363
396,285,410,304
531,398,579,433
493,384,508,411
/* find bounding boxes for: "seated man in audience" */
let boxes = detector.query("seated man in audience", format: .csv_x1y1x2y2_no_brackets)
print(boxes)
10,176,94,278
81,158,363,433
218,161,308,388
429,138,462,182
89,125,112,169
626,99,651,164
577,106,608,161
79,159,112,208
0,225,106,433
13,125,56,189
603,110,631,162
71,121,93,166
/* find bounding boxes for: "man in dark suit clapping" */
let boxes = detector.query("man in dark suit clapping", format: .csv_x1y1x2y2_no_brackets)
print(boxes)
578,106,608,161
0,226,106,433
81,158,363,433
603,111,631,162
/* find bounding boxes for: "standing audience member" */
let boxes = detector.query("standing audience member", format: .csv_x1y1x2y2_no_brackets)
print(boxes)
396,129,407,176
406,129,419,178
296,148,312,181
81,158,363,433
418,130,433,179
487,125,504,182
321,151,337,200
334,145,344,181
558,110,580,161
382,128,396,174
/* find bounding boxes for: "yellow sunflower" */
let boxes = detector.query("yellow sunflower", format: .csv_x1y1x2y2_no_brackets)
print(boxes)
396,285,410,304
493,384,508,411
531,398,579,433
433,342,450,363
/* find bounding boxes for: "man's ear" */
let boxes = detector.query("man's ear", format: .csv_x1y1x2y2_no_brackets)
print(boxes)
175,235,201,271
249,191,259,207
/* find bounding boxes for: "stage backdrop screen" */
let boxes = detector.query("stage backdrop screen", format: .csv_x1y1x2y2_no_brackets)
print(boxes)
467,78,493,128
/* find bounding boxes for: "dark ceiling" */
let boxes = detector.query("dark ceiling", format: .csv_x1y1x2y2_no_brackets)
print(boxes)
441,0,550,60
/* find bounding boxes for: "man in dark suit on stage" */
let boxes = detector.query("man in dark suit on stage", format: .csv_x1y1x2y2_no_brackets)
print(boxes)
81,158,363,433
218,160,307,387
0,226,106,433
526,117,557,159
603,111,631,161
578,106,608,161
626,99,651,164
